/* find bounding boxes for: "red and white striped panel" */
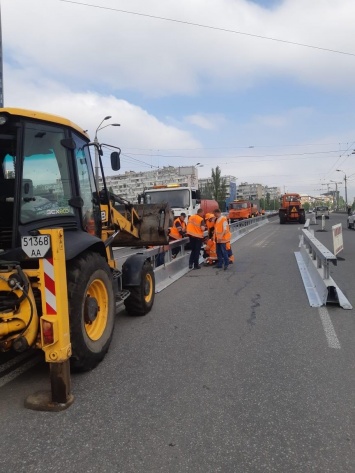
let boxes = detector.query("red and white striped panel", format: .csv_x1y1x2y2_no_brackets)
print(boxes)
43,258,57,315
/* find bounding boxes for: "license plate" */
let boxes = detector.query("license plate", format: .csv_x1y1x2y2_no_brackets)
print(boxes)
21,235,51,258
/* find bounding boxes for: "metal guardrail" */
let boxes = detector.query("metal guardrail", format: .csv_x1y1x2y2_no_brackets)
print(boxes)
124,215,270,293
230,215,269,243
294,229,352,309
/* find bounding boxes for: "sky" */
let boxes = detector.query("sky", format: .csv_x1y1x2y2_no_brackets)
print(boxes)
2,0,355,202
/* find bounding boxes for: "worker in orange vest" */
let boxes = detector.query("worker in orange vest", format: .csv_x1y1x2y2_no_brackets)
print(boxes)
169,212,187,258
186,208,205,269
213,208,231,270
203,236,218,265
204,213,215,238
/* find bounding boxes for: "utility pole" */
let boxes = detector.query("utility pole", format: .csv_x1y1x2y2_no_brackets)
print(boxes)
0,2,4,107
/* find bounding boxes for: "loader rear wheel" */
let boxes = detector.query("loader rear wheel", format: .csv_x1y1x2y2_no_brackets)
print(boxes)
124,262,155,316
67,252,115,371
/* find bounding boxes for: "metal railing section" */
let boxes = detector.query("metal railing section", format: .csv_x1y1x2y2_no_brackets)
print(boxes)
229,215,269,243
295,229,352,309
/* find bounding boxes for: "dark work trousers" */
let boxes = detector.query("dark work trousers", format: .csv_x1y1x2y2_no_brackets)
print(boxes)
188,236,203,268
216,242,229,268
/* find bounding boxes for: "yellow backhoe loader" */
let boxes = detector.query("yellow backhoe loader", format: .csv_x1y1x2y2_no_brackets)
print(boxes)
0,108,171,410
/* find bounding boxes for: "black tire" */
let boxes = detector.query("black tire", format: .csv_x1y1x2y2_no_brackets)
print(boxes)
124,262,155,316
279,212,286,224
67,252,115,371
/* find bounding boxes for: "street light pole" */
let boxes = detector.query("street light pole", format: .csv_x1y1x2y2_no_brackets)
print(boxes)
94,116,120,189
336,169,348,210
330,180,341,210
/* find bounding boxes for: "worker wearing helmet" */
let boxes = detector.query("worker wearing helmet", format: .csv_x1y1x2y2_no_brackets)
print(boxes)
204,213,216,238
213,208,231,270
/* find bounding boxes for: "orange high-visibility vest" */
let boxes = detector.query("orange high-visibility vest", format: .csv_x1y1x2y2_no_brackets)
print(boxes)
186,214,204,238
169,217,186,240
214,216,231,243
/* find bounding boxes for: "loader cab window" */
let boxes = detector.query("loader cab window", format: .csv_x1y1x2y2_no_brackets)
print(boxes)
72,133,100,234
20,122,75,223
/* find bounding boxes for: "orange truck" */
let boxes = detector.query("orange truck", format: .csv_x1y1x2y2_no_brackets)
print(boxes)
279,193,305,224
228,200,259,222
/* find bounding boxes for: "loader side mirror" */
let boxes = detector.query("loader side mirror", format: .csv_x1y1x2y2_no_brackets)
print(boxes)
111,151,121,171
60,138,77,150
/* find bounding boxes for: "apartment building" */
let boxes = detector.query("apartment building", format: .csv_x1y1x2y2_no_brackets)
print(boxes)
102,166,200,203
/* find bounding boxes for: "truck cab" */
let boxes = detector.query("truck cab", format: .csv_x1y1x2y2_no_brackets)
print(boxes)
141,184,201,218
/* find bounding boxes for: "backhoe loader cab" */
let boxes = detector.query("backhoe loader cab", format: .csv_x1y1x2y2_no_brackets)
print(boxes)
0,108,171,410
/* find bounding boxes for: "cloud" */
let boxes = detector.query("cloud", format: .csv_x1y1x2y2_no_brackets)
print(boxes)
3,0,355,98
5,65,200,152
184,114,226,130
3,0,355,200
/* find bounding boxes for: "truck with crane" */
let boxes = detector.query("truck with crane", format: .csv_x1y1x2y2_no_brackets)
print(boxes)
0,107,171,410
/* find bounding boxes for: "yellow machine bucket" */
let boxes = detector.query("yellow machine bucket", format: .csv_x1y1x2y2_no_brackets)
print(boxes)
105,202,173,247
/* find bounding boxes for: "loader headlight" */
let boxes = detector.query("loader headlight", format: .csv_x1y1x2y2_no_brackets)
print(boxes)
0,115,8,125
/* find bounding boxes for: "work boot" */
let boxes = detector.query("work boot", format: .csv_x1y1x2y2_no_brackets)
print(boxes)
193,265,201,270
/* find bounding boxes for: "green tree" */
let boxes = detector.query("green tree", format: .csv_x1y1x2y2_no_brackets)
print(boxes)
207,166,228,210
266,192,270,209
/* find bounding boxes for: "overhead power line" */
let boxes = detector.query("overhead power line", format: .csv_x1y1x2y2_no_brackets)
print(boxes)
59,0,355,57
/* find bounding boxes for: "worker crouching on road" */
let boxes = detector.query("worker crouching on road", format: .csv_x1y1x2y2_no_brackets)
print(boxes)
203,236,218,265
169,212,187,258
204,229,234,266
186,208,205,270
213,208,231,270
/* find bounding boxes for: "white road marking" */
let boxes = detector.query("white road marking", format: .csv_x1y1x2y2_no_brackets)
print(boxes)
318,306,341,349
0,351,35,374
0,356,42,388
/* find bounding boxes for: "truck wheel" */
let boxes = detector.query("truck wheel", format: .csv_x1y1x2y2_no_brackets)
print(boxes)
67,252,115,371
279,213,286,224
124,262,155,316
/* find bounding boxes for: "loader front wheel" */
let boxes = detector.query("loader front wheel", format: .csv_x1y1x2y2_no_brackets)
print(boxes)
67,252,115,371
124,262,155,316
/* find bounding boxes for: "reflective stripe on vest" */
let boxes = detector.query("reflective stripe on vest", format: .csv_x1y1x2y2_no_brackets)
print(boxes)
186,214,204,238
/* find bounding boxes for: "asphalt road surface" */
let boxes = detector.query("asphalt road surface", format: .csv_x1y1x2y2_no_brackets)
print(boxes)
1,214,354,473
